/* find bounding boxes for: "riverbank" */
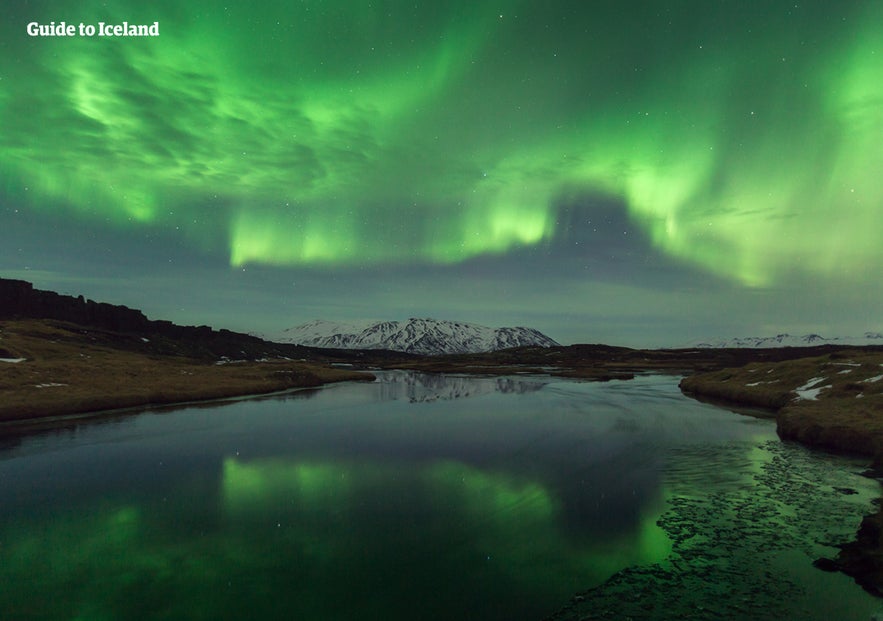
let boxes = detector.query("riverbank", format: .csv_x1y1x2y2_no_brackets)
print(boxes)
0,319,373,424
679,349,883,595
679,350,883,460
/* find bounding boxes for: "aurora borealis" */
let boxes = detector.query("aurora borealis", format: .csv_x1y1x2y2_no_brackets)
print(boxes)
2,0,881,344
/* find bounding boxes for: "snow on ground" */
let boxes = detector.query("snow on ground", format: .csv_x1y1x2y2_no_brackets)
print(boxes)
862,374,883,384
794,377,830,401
34,383,68,388
0,358,25,363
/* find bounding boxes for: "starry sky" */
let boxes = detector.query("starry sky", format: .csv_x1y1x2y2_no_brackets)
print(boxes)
1,0,881,346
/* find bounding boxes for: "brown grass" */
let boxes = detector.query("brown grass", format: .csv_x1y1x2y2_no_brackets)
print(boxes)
0,320,373,423
681,350,883,459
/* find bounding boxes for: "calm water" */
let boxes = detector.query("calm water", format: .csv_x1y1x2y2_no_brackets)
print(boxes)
0,372,879,620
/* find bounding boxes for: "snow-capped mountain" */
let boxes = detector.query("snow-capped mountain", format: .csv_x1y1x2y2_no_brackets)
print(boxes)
273,318,560,355
689,332,883,349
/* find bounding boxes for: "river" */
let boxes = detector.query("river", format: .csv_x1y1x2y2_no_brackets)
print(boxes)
0,372,879,620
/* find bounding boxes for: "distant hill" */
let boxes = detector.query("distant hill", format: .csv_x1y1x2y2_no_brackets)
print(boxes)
275,318,560,355
690,333,883,349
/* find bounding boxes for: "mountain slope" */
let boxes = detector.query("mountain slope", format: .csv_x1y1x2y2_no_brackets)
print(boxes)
691,332,883,349
275,318,560,355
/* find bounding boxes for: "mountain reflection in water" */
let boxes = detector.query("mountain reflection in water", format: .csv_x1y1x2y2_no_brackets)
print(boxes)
374,370,548,402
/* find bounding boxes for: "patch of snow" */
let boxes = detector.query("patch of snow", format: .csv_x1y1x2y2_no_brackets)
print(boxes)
0,357,25,363
837,369,854,375
862,374,883,384
746,381,762,387
794,377,830,401
797,376,825,389
857,393,864,399
141,337,150,342
34,383,67,388
796,384,831,400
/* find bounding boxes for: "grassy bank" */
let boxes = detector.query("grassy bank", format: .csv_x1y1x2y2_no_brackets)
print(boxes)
0,320,373,423
680,350,883,459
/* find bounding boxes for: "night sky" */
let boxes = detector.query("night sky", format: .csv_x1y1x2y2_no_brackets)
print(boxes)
2,1,881,346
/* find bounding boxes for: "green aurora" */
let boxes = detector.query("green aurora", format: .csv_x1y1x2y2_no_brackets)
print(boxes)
1,0,881,342
0,0,883,346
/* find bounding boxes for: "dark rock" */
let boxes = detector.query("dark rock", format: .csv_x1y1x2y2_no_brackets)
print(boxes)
0,279,151,332
835,504,883,596
835,487,859,495
812,557,840,572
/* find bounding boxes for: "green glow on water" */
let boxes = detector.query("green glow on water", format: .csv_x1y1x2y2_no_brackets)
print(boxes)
222,457,671,586
0,456,671,620
223,457,355,509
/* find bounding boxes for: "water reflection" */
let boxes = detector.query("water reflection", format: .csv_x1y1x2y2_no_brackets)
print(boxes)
0,373,878,620
221,456,671,581
0,384,322,454
374,370,548,402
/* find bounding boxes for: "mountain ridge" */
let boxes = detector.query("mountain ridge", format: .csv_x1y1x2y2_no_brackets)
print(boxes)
690,332,883,349
274,317,560,355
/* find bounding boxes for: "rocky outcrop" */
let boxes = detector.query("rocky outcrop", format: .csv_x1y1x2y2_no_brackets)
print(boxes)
0,278,310,361
814,501,883,597
0,278,152,332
